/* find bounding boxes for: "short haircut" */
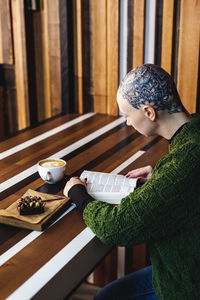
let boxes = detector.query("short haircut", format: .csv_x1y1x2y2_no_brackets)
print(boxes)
117,64,186,113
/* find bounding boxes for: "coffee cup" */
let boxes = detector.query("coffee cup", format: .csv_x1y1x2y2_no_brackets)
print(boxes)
37,158,66,184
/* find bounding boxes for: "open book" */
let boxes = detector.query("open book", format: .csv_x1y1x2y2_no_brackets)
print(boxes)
80,170,137,204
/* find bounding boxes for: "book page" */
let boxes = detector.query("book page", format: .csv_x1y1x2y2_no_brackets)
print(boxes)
80,170,137,194
89,192,127,204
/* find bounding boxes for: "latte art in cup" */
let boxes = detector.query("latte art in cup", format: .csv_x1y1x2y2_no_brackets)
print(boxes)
39,159,65,168
37,158,66,184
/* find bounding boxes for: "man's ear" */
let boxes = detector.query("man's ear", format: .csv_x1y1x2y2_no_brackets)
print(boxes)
142,105,156,121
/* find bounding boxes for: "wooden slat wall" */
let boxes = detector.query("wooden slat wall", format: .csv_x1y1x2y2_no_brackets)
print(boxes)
0,0,63,136
106,0,119,116
90,0,107,114
1,0,199,134
177,0,200,113
161,0,174,74
160,0,200,112
32,10,46,122
38,4,51,120
0,0,13,64
11,0,30,130
73,0,84,113
73,0,119,116
45,1,62,117
73,0,199,116
132,0,145,68
33,1,62,122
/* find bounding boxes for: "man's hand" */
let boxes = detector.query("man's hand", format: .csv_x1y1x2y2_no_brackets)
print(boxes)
63,177,87,197
125,165,153,182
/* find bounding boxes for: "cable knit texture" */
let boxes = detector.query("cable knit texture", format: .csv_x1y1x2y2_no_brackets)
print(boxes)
83,114,200,299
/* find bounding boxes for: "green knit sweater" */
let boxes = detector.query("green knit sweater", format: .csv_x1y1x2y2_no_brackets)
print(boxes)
83,114,200,299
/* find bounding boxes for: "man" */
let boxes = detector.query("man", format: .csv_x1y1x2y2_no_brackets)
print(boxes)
64,64,200,299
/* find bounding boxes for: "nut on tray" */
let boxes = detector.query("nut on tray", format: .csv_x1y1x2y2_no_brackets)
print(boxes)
17,196,45,215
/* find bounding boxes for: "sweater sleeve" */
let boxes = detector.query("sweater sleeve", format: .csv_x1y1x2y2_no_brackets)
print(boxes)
83,145,200,246
68,184,95,213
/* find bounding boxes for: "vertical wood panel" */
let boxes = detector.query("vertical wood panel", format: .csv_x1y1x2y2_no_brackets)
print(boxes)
133,0,145,68
161,0,174,74
90,0,107,114
42,1,51,119
107,0,119,116
11,0,30,130
4,87,17,135
46,2,62,117
0,65,17,137
0,0,13,64
1,0,65,135
73,0,120,115
177,0,200,113
73,0,84,113
33,11,47,121
59,0,72,114
33,1,61,122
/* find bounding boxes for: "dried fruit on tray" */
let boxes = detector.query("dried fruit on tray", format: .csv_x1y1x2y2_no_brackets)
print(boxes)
17,196,45,215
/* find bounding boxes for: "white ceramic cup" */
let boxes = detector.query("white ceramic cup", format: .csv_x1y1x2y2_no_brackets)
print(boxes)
37,158,67,184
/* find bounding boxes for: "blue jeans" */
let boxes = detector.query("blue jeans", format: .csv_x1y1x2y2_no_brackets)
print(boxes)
94,266,158,300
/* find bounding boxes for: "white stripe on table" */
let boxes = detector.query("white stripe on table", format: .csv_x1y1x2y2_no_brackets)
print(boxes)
0,117,126,192
0,113,95,160
6,227,96,300
0,204,76,266
111,151,145,175
2,148,145,300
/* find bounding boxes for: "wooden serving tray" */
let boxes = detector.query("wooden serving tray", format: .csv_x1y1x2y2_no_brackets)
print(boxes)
0,189,72,231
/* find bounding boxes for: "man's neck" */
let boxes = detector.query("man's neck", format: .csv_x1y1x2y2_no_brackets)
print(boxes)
156,112,192,140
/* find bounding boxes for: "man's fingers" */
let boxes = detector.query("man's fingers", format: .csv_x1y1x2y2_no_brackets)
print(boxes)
126,172,139,178
125,166,153,178
126,169,143,177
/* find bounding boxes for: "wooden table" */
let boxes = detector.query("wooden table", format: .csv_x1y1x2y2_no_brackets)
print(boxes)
0,113,168,299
